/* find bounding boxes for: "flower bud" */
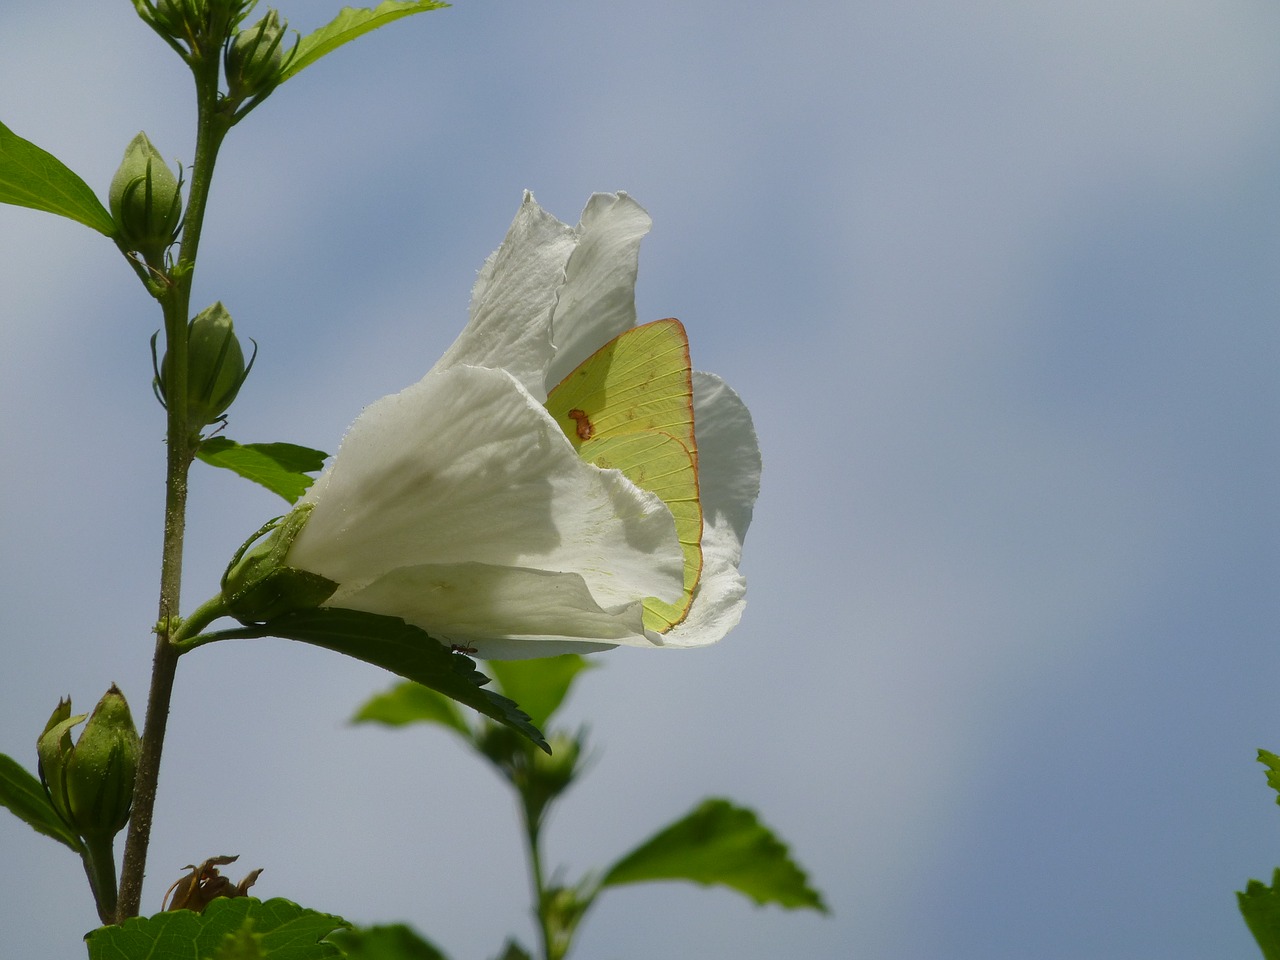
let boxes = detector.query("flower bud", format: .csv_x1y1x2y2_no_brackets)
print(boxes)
147,0,198,38
477,725,585,828
155,302,254,430
144,0,254,49
109,132,182,260
225,10,287,102
37,686,140,842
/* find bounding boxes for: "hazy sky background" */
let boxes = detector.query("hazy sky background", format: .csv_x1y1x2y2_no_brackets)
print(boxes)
2,2,1278,958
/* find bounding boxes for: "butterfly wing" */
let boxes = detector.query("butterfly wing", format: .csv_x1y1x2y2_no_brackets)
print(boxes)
546,319,703,629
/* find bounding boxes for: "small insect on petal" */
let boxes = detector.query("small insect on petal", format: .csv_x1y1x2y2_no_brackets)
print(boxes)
567,408,594,440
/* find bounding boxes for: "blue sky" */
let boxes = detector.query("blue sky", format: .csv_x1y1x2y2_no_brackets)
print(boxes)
2,2,1278,958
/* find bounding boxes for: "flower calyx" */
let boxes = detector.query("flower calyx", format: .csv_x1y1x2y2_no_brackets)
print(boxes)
36,686,140,843
109,132,183,262
153,302,257,435
162,855,262,912
221,506,338,624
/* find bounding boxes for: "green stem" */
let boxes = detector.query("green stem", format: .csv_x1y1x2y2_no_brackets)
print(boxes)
172,594,233,645
116,242,167,299
115,51,233,923
82,833,120,925
524,812,557,960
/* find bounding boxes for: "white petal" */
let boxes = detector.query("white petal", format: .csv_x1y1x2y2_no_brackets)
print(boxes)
544,193,653,389
652,372,762,648
650,522,749,648
290,363,685,610
690,371,761,542
467,637,618,660
329,561,649,659
431,192,576,397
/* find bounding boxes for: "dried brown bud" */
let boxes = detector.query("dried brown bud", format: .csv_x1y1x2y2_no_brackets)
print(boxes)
162,855,262,912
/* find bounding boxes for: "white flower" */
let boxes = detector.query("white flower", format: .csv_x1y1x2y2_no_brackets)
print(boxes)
284,192,761,659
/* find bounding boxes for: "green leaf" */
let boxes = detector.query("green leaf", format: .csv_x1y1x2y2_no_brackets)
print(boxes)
281,1,450,83
197,438,329,503
1240,869,1280,960
600,798,829,913
84,897,348,960
263,608,547,752
0,752,84,853
351,681,470,737
0,120,115,235
1259,750,1280,804
327,924,450,960
486,655,595,730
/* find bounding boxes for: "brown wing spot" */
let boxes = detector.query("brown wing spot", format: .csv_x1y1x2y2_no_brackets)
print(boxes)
567,408,594,440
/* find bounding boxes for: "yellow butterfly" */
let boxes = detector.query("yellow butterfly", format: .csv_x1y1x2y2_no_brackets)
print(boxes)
545,319,703,631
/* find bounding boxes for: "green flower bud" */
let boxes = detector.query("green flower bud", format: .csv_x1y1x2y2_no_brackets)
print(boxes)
225,10,287,102
542,884,591,958
37,686,140,842
477,725,585,829
109,132,182,260
155,302,256,431
147,0,198,38
144,0,254,50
